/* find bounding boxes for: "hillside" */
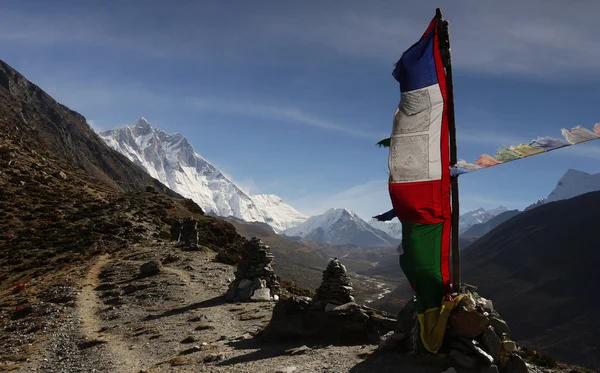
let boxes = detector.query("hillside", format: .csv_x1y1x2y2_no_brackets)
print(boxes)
461,209,521,239
462,190,600,370
0,58,248,368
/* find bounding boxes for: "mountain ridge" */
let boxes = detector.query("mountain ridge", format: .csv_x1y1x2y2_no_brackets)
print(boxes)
283,208,400,247
99,118,308,232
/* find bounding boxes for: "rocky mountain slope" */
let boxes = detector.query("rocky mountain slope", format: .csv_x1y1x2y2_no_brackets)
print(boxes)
461,191,600,370
283,208,400,247
461,209,521,239
526,169,600,210
99,119,307,233
0,58,246,369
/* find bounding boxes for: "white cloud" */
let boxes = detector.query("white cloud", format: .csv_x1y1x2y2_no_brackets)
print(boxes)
2,1,599,77
553,142,600,159
186,96,384,140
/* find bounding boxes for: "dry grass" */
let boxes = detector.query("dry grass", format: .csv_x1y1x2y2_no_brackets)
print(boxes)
240,312,267,321
169,356,192,366
0,365,22,372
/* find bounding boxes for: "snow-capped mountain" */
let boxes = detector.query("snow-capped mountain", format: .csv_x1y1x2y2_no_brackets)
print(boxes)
99,118,307,232
367,219,402,239
459,206,509,233
282,208,400,247
526,169,600,210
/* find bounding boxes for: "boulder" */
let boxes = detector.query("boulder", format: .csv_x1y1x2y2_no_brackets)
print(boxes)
450,310,490,338
481,327,502,362
140,260,162,275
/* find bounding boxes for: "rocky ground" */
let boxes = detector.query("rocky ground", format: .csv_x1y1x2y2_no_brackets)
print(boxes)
0,240,595,373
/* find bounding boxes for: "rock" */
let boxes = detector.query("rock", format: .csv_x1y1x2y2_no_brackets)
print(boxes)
250,288,272,302
500,354,527,373
482,299,494,314
285,345,311,356
275,367,297,373
480,364,499,373
203,353,225,363
333,302,359,313
450,337,493,365
179,345,201,355
396,297,417,334
180,336,196,344
161,254,180,264
448,349,483,370
441,368,457,373
489,317,510,337
140,260,161,275
238,279,252,289
450,310,490,338
324,303,337,312
481,326,502,362
378,331,396,351
501,340,517,353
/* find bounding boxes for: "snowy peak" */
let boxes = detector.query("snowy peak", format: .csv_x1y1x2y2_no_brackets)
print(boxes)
99,118,307,232
546,169,600,203
526,169,600,210
459,206,508,233
283,208,400,247
367,219,402,239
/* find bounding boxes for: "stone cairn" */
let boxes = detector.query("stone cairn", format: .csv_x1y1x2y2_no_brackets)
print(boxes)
225,237,280,302
171,218,200,250
262,257,396,344
310,258,355,310
379,284,530,373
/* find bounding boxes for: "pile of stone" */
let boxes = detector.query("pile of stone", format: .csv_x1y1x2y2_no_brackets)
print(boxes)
171,218,200,250
225,237,280,302
379,285,530,373
310,258,355,310
262,258,396,344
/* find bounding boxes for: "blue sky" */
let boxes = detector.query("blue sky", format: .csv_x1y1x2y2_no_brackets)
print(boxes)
2,0,599,219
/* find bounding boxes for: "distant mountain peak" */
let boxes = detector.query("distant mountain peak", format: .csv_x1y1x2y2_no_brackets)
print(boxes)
99,118,307,232
459,206,508,234
525,168,600,210
283,208,399,247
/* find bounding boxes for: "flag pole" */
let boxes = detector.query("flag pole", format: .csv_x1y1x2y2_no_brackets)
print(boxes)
436,8,460,292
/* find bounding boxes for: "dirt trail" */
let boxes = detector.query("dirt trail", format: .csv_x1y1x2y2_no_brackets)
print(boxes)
19,244,575,373
77,254,145,372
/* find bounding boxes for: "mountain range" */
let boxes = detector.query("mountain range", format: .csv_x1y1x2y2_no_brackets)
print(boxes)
99,119,307,233
3,56,600,370
282,208,401,247
100,120,406,247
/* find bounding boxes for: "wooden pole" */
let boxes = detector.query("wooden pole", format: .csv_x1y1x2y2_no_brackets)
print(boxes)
436,8,460,292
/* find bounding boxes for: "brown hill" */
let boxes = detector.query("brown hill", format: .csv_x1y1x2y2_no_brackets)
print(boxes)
462,191,600,370
0,60,176,194
0,59,246,364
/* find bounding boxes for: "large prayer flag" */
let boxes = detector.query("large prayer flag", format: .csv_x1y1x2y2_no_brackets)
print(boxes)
388,15,453,354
